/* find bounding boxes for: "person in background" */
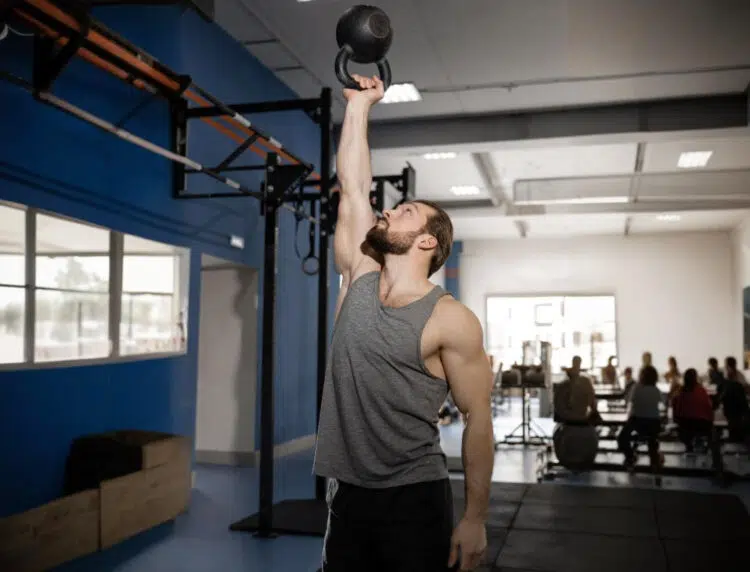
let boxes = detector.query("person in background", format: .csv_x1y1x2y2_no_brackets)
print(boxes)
554,356,600,424
641,351,653,369
671,368,723,476
621,367,636,400
617,365,664,471
707,357,724,387
665,356,682,401
602,356,617,386
720,357,750,447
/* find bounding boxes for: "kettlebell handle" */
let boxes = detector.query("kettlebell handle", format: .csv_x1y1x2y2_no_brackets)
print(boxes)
335,45,392,92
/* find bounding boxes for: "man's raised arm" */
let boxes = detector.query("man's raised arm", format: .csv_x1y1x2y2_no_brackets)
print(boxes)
334,75,384,285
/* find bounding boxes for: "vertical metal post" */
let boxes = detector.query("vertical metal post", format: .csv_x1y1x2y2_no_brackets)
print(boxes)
257,154,280,538
24,208,36,363
109,232,123,358
315,88,332,502
171,99,188,197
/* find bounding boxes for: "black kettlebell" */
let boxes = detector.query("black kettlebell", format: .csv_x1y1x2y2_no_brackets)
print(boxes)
335,5,393,91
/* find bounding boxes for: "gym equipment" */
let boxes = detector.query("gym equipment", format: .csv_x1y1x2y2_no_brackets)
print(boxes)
335,4,393,91
497,341,552,447
552,424,599,471
2,0,338,540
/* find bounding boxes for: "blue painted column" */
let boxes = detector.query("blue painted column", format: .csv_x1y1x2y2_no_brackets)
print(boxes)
444,240,463,301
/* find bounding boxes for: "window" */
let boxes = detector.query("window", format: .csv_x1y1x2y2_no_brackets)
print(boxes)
35,214,110,362
486,295,617,374
0,203,26,364
0,203,190,369
120,235,187,356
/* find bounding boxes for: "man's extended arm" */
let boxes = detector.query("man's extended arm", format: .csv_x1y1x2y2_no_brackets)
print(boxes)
333,76,382,282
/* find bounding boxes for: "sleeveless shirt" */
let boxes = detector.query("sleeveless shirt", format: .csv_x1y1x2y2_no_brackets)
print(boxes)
313,271,451,488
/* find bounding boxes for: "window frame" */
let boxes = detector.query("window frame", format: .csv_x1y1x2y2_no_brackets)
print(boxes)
0,201,190,371
484,292,619,373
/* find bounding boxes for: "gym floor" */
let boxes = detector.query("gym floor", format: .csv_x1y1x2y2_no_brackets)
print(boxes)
56,398,750,572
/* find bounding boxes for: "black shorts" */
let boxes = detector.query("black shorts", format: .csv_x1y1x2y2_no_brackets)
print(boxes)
322,478,457,572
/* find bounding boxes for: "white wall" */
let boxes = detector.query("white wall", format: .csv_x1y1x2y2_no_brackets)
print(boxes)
196,257,258,461
461,231,738,373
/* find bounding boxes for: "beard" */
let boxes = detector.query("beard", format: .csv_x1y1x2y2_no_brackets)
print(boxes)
365,219,421,255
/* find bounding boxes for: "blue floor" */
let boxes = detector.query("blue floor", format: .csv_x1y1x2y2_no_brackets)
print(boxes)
56,403,750,571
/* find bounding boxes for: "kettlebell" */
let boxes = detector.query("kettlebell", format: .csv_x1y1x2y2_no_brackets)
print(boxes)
335,5,393,91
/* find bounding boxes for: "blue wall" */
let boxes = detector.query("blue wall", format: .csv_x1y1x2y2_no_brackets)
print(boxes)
0,5,336,516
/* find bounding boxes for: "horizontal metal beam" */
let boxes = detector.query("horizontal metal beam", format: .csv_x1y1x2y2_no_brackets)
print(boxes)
186,97,323,118
367,92,749,150
453,199,750,218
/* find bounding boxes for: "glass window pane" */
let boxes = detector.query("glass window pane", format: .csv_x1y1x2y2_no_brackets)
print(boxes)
36,214,109,292
120,234,187,355
0,204,25,286
0,286,25,364
120,294,181,355
37,213,109,254
35,290,109,362
36,256,110,292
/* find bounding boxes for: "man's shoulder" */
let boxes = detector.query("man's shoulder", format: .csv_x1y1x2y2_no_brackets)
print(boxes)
434,296,478,326
432,297,482,347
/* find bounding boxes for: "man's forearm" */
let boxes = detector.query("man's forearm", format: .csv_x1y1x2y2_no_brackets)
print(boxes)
461,409,494,522
337,101,372,197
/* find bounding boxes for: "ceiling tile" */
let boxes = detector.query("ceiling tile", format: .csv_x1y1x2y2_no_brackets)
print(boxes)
214,0,274,43
643,137,750,172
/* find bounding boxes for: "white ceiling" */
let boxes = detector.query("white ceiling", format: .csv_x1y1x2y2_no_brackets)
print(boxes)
217,0,750,120
451,208,750,241
208,0,750,240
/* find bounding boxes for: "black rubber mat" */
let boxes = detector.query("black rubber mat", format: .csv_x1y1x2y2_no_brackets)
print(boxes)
450,479,528,503
653,489,749,516
662,538,747,572
513,503,658,538
496,529,667,572
524,483,653,510
657,509,750,539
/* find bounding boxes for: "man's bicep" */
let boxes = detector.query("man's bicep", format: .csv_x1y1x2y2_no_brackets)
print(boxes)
442,310,493,415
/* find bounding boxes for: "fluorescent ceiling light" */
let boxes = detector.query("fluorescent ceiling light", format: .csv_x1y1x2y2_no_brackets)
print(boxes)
423,152,457,160
657,214,681,222
382,83,422,104
450,185,481,196
677,151,713,169
514,196,629,206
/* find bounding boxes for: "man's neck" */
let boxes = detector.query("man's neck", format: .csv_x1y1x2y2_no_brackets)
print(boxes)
379,255,430,297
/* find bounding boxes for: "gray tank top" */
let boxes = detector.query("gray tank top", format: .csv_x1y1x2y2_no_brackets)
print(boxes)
314,271,450,488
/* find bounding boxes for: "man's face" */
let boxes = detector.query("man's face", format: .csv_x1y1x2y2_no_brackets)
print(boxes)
366,202,431,256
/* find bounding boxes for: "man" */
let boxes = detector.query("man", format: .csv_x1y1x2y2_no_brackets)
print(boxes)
313,74,494,572
554,356,599,424
720,357,750,446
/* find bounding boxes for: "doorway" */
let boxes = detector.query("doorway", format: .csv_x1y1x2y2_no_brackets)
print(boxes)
195,254,259,466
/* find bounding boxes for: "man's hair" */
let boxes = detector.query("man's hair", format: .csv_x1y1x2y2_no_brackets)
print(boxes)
412,199,453,276
708,357,718,369
726,356,737,371
640,365,658,386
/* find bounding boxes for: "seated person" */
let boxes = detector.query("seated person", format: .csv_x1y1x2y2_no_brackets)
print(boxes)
617,365,664,470
707,357,724,387
554,356,600,425
621,367,636,400
664,356,682,402
671,368,723,473
601,356,617,386
720,357,750,446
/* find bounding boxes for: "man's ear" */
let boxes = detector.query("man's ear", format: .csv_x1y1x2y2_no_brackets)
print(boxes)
418,235,438,251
